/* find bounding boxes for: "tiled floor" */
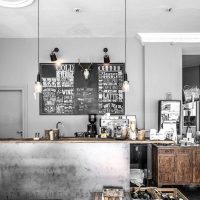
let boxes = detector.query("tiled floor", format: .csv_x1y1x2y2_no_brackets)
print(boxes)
177,186,200,200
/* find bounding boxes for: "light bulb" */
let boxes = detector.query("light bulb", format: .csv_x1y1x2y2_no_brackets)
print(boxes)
55,59,63,67
122,81,130,92
84,69,90,79
34,81,42,93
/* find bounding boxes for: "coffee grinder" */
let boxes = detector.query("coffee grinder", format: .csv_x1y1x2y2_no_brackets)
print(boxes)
87,114,97,137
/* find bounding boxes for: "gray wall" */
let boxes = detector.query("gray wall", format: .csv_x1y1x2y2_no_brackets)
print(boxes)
0,38,144,136
144,43,182,130
1,38,200,136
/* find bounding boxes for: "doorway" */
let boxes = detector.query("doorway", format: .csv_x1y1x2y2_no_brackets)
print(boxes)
0,87,27,138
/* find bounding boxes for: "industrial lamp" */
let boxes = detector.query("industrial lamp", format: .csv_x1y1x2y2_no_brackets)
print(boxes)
103,48,110,64
50,48,59,61
34,0,42,96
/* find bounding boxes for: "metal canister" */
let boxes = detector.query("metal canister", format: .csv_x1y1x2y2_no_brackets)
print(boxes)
53,129,59,140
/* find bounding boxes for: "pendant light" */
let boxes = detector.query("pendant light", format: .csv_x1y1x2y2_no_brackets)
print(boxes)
122,0,130,92
34,0,42,95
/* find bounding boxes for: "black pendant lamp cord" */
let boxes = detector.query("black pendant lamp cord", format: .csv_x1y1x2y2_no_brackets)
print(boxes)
37,0,40,79
125,0,127,67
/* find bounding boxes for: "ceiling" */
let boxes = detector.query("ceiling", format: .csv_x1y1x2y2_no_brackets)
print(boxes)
0,0,200,38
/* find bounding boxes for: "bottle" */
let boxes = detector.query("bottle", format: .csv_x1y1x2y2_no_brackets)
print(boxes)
129,120,136,140
49,130,54,141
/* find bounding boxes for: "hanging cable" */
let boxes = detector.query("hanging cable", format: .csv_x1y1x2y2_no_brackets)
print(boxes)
122,0,130,92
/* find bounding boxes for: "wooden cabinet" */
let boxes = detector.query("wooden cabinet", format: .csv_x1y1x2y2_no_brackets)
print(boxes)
175,149,192,184
153,145,199,186
193,148,200,183
158,154,175,184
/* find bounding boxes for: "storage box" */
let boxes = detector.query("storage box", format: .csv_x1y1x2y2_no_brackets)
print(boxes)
130,187,189,200
130,187,159,199
94,192,130,200
154,188,189,200
94,187,189,200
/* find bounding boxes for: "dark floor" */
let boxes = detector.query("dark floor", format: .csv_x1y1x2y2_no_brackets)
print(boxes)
177,186,200,200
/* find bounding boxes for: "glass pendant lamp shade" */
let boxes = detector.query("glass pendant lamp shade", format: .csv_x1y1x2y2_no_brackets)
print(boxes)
122,80,130,92
122,73,129,92
34,72,42,93
34,81,42,93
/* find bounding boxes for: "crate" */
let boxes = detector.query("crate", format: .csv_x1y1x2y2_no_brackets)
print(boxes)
130,187,159,199
154,188,189,200
94,187,189,200
94,192,130,200
130,187,189,200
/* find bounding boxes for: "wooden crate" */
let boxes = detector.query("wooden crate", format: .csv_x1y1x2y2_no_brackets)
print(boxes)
94,187,189,200
155,188,189,200
130,187,159,199
94,192,130,200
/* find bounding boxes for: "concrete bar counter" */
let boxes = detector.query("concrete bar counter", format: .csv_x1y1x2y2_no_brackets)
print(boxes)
0,139,173,200
0,141,129,200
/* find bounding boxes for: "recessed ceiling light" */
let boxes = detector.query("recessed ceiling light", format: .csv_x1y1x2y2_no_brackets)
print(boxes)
74,8,81,13
166,7,173,12
0,0,34,8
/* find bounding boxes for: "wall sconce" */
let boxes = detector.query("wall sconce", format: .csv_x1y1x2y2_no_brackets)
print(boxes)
78,59,93,80
34,72,42,93
103,48,110,64
50,47,59,61
122,73,130,92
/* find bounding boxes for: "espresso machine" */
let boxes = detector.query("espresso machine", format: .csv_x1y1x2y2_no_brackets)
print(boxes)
100,115,129,139
87,114,97,137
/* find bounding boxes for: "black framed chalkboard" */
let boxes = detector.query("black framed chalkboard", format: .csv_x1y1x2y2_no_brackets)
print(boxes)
39,63,125,115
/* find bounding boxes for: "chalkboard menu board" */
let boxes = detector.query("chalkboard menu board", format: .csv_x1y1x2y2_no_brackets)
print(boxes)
98,64,124,114
40,63,125,115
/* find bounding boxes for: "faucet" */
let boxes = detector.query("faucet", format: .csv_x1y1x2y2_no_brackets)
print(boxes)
56,122,64,137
